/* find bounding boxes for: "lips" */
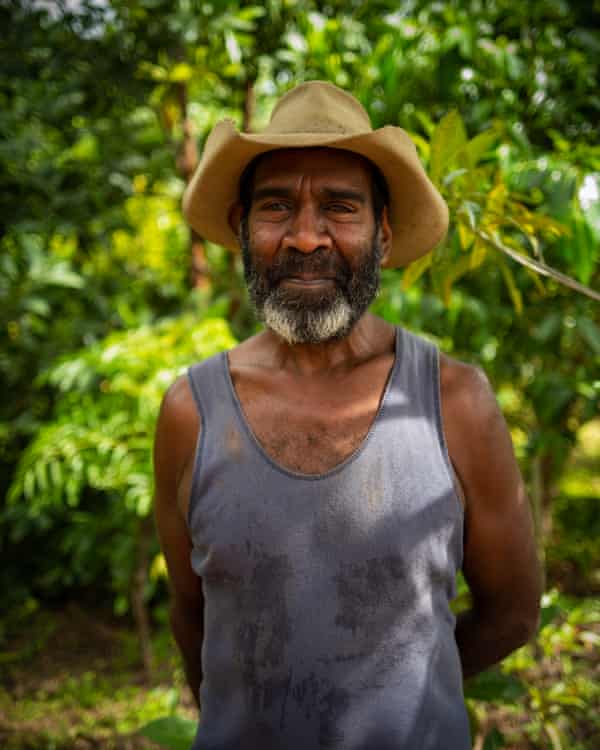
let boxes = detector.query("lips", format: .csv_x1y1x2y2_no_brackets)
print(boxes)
286,274,336,281
267,247,351,285
280,276,337,287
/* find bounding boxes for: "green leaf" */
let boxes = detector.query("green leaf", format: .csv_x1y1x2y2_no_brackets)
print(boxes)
442,253,474,304
225,30,242,64
532,313,562,343
465,128,500,167
138,716,197,750
577,317,600,356
544,721,565,750
169,63,193,82
469,239,487,270
443,168,469,187
401,253,432,290
457,219,474,251
498,259,523,315
35,461,48,494
539,601,563,630
429,110,468,187
482,727,508,750
408,132,430,160
22,297,51,317
43,265,84,289
464,668,527,702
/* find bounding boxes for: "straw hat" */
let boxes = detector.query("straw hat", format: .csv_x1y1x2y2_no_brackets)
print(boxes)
182,81,448,268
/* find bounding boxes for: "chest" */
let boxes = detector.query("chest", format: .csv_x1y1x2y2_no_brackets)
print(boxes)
230,356,395,475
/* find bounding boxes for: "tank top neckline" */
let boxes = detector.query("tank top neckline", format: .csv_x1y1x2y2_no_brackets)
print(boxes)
221,326,402,482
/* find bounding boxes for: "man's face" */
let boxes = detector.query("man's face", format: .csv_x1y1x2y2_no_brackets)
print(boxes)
237,148,390,344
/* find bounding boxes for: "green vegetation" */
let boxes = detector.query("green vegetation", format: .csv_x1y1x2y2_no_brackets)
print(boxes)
1,0,598,748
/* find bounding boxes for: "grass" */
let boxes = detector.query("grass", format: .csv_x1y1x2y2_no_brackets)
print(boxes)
0,603,196,750
1,593,599,750
2,422,598,749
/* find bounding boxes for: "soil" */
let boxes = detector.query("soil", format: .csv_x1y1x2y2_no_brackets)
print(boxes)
0,602,196,750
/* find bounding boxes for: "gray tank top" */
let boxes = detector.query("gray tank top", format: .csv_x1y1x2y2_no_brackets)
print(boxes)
186,326,471,750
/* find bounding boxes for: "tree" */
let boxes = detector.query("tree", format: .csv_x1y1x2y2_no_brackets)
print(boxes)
2,0,599,688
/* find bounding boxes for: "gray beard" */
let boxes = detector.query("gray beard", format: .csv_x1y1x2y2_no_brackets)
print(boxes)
240,221,383,345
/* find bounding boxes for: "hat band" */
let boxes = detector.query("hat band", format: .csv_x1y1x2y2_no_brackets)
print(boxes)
264,116,364,136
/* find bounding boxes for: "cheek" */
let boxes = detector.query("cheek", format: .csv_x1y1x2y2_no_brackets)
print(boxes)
335,224,372,244
334,225,375,260
247,220,284,253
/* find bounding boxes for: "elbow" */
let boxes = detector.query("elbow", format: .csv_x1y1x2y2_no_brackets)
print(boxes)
513,612,539,648
527,598,542,640
170,598,203,626
511,599,541,648
169,596,203,638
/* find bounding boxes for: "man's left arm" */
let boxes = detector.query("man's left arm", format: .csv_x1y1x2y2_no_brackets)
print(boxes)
440,355,542,680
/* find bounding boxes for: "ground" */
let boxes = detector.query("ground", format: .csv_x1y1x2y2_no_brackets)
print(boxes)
2,427,599,750
1,592,599,750
0,602,196,750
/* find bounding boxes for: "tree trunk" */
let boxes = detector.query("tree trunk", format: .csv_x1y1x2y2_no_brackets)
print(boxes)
130,515,154,681
242,77,255,132
540,451,555,541
190,227,210,291
531,449,556,593
226,77,257,325
175,81,210,290
530,453,546,592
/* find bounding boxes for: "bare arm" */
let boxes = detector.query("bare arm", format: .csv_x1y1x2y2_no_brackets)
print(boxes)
153,375,204,709
441,356,542,679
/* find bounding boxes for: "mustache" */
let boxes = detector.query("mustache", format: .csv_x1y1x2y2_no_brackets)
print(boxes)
266,249,352,285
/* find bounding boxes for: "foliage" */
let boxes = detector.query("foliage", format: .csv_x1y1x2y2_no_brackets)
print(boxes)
372,108,599,516
4,313,236,609
139,716,197,750
397,109,569,306
0,232,85,461
135,591,600,750
489,592,600,749
1,0,599,745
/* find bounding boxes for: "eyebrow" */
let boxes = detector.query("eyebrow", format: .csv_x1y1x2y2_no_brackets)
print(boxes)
251,185,367,205
252,186,295,202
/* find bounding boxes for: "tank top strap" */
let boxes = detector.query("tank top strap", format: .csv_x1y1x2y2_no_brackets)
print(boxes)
389,326,438,413
387,326,457,511
186,352,235,529
187,351,229,428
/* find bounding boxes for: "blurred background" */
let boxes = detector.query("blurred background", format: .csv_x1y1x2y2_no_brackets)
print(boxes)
1,1,599,748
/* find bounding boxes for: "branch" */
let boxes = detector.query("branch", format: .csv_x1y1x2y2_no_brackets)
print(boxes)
475,230,600,303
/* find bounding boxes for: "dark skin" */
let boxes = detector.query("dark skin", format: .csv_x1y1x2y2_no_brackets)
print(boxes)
153,148,542,709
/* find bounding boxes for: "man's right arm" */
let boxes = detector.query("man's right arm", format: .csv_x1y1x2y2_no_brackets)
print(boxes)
153,375,204,710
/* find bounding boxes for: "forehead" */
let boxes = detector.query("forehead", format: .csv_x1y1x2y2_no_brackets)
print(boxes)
251,147,373,190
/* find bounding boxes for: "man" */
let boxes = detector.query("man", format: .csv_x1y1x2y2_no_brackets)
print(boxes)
154,81,541,749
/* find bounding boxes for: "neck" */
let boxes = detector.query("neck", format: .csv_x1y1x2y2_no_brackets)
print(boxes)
264,313,391,376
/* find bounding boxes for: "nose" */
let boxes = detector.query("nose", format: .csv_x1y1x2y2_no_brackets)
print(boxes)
282,201,332,255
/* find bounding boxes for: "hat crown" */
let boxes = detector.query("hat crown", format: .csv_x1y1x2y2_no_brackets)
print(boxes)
183,81,449,267
264,81,372,136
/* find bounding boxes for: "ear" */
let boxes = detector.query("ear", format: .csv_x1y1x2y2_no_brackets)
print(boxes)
378,205,392,266
228,202,244,239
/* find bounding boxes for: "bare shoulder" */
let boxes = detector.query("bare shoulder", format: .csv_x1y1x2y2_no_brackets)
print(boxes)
439,353,519,509
439,352,497,420
154,374,204,607
154,374,200,501
157,373,199,445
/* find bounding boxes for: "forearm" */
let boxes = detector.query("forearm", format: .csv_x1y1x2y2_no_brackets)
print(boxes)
170,604,204,710
455,606,538,680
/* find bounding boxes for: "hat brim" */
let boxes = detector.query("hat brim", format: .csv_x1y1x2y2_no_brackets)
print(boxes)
182,120,448,268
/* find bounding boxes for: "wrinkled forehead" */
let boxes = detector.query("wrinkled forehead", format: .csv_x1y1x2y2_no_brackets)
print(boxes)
251,147,374,189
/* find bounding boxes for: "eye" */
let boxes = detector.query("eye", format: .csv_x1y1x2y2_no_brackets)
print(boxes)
260,201,290,212
326,202,354,213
